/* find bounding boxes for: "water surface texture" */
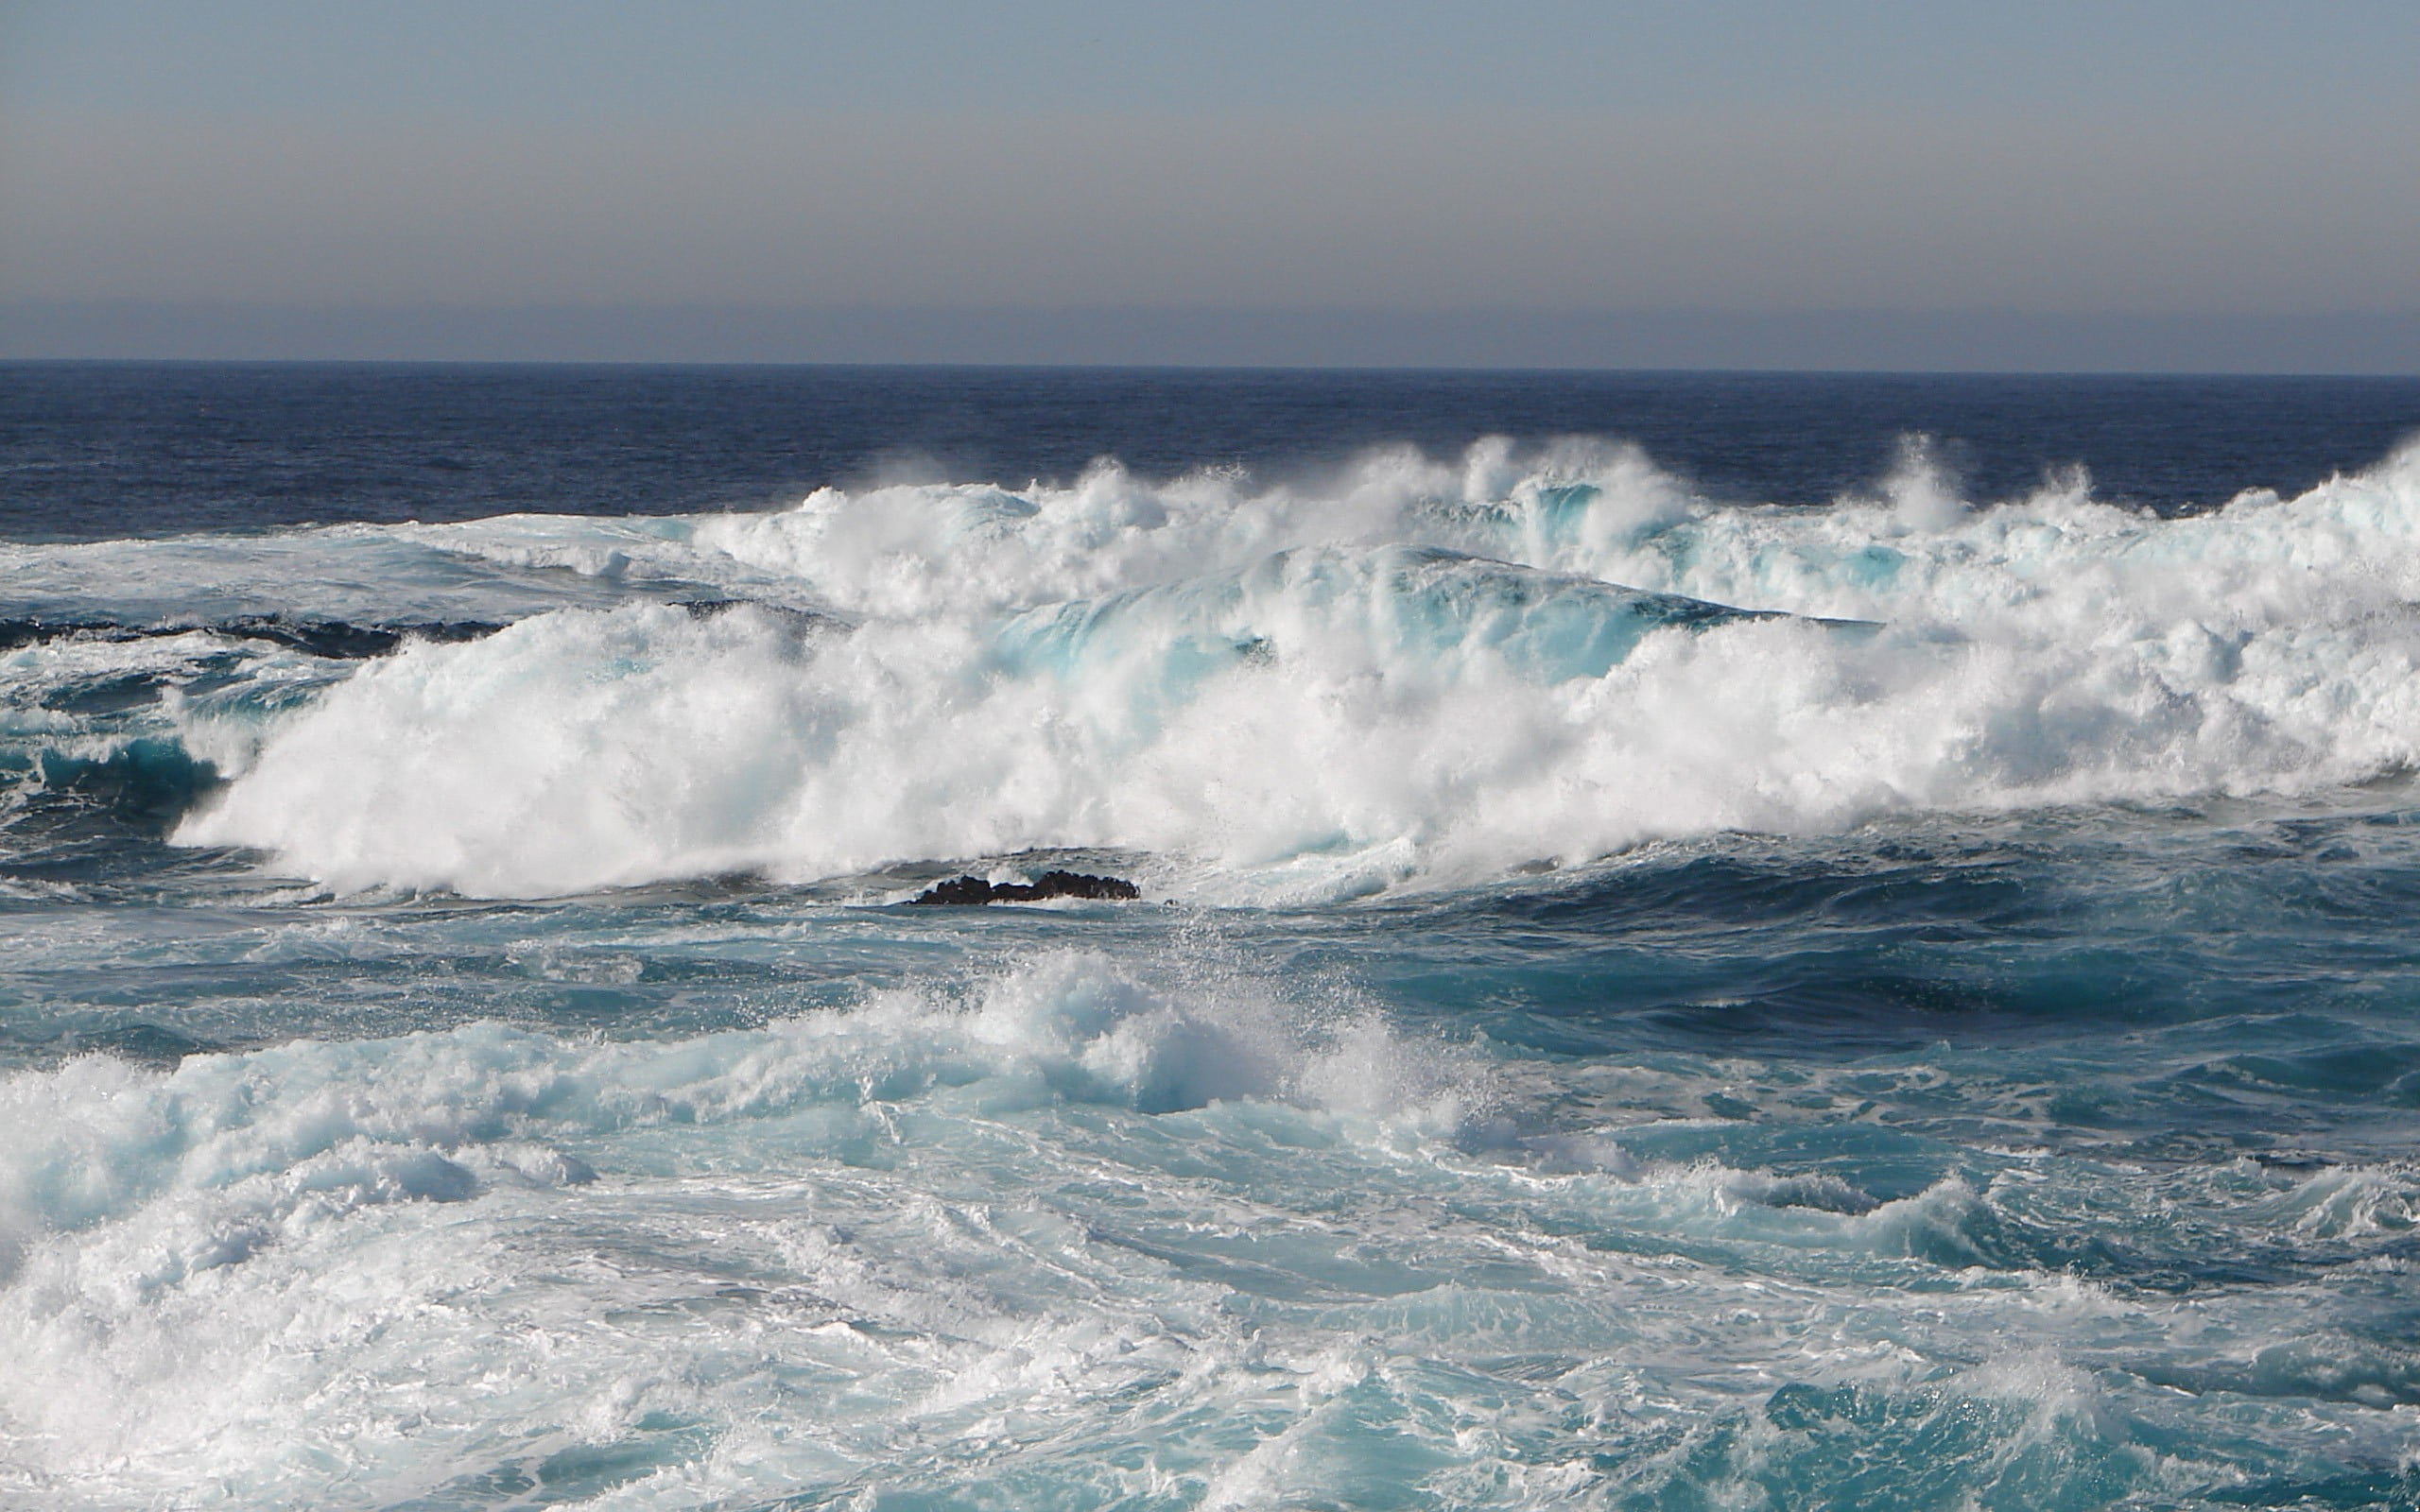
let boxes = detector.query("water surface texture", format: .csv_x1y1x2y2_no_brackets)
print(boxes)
6,363,2420,1511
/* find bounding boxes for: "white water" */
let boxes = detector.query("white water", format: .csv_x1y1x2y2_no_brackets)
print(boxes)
4,945,2410,1508
147,436,2420,898
9,434,2419,898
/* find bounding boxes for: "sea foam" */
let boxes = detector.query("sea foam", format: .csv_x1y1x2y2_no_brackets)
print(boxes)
153,437,2420,898
3,946,2403,1508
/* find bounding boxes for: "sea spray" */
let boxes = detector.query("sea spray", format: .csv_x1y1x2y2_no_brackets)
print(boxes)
150,438,2420,897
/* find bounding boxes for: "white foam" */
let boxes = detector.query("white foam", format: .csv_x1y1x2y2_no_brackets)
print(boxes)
2,952,2407,1506
0,949,1478,1501
140,434,2420,898
0,948,1468,1280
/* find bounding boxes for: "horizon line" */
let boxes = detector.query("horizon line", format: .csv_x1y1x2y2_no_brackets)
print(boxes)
9,353,2420,384
8,301,2419,377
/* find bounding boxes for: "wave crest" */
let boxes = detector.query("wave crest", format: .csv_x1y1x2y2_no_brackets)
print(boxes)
7,433,2401,898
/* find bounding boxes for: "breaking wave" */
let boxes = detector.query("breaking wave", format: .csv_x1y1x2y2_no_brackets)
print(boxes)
9,435,2420,898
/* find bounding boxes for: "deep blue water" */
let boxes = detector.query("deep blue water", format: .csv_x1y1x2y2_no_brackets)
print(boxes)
10,363,2420,540
4,362,2420,1510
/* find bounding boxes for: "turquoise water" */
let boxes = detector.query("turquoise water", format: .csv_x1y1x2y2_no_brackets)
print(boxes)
5,368,2420,1509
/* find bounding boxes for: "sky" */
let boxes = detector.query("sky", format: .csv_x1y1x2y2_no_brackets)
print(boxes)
4,0,2417,369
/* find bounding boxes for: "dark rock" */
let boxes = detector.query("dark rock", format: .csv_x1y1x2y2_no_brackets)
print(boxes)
1019,869,1142,902
909,869,1141,905
911,875,1003,906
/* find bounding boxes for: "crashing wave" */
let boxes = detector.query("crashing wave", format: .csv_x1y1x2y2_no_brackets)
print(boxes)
2,434,2415,898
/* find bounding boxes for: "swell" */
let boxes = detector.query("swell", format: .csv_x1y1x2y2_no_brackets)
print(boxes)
0,614,505,661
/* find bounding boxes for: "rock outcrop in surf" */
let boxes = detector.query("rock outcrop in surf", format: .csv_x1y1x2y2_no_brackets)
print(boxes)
910,870,1141,905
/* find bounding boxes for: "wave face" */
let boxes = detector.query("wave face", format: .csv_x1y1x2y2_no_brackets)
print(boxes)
43,433,2408,898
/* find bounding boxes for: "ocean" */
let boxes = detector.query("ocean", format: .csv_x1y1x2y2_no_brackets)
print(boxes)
5,361,2420,1510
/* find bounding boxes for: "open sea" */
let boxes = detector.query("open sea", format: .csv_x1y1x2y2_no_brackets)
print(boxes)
6,361,2420,1511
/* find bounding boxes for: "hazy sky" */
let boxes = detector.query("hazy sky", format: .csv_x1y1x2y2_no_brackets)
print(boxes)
5,1,2417,368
